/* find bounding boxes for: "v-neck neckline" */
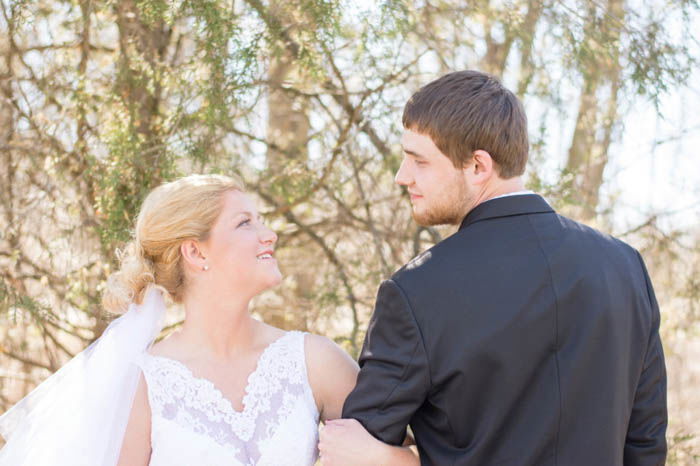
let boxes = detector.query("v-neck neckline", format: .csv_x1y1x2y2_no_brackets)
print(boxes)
145,331,294,417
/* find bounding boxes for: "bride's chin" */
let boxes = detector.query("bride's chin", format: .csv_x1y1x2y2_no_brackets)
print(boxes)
262,271,283,289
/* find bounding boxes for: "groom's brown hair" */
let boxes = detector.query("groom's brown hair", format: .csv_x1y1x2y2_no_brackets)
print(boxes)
402,70,528,178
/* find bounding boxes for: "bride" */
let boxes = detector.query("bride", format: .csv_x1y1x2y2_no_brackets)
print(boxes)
0,174,418,466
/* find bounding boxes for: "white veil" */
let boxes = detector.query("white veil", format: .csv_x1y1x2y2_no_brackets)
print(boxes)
0,286,166,466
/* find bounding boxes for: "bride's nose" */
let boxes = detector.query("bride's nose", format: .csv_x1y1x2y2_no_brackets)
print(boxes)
259,225,277,245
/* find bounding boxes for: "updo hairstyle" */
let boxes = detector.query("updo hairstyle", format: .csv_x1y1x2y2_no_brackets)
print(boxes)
102,174,243,313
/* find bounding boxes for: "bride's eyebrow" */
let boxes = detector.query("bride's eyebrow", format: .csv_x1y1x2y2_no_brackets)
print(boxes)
232,211,262,221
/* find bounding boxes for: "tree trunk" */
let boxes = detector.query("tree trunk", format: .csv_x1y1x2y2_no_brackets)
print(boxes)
516,0,545,97
115,0,170,153
564,0,624,221
263,1,312,330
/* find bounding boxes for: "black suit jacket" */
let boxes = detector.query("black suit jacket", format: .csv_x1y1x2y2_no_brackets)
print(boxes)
342,194,667,466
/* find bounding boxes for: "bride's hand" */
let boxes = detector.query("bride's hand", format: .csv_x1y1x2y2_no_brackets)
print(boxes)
319,418,390,466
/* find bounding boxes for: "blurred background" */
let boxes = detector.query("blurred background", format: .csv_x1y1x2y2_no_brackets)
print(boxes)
0,0,698,462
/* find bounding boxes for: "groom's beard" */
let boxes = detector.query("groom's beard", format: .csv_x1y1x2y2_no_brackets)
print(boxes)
412,175,471,227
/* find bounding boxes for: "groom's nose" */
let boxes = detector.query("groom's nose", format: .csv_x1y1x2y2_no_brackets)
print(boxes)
394,157,412,186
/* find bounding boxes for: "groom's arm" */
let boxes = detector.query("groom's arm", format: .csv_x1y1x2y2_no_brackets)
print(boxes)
624,253,667,466
342,279,430,446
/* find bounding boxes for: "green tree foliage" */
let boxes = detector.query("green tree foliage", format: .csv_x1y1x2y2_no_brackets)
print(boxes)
1,0,698,459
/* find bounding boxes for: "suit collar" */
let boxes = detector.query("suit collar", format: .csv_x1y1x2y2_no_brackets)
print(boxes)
458,194,554,231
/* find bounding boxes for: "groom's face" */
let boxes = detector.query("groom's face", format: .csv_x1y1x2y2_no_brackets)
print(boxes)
396,129,472,226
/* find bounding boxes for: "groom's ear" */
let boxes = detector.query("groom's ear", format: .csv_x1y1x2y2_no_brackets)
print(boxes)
464,149,495,185
180,239,206,271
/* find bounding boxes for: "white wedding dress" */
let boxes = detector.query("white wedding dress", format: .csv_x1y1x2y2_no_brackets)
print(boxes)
0,290,321,466
137,330,320,466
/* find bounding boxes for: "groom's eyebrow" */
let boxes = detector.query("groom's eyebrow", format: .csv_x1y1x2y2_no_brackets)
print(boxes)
403,148,427,159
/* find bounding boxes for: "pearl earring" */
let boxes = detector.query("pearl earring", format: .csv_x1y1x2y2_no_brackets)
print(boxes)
203,264,209,271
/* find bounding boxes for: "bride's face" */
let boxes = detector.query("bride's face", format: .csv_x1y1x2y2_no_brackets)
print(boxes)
200,190,281,297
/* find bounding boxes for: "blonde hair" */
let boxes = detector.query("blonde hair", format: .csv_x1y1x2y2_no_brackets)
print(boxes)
102,174,243,314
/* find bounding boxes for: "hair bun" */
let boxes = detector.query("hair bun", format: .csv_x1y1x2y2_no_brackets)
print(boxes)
102,241,156,314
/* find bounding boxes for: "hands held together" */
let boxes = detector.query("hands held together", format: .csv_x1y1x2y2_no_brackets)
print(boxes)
319,419,382,466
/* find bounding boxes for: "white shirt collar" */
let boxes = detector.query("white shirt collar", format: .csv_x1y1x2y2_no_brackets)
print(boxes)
487,190,535,201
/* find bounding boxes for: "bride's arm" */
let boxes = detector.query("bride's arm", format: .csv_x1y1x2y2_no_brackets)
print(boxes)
305,334,420,466
320,419,420,466
117,375,152,466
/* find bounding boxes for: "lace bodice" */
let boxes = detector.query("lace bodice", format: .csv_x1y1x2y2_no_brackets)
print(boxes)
137,331,320,466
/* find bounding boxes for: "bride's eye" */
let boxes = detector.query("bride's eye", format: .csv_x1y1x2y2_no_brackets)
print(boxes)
237,218,251,228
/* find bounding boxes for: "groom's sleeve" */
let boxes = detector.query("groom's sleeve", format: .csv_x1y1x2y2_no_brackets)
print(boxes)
341,279,430,446
624,252,667,466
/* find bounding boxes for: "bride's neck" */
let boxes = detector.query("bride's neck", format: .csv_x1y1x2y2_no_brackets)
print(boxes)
178,288,258,360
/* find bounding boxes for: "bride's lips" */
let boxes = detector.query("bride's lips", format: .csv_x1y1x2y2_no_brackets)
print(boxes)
256,249,276,261
409,192,423,201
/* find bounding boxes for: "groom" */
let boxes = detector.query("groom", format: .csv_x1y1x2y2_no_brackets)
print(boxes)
329,71,667,465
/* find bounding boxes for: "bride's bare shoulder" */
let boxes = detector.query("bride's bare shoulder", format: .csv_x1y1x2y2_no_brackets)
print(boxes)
255,321,287,343
147,332,185,359
304,334,358,374
304,333,345,355
302,333,358,420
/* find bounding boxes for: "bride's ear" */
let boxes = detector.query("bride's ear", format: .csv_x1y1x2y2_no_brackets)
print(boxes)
180,240,207,272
